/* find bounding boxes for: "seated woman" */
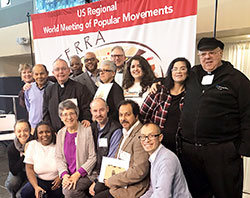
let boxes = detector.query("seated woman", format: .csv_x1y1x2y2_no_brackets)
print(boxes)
56,99,96,198
140,57,191,153
5,120,33,198
20,121,63,198
123,55,155,107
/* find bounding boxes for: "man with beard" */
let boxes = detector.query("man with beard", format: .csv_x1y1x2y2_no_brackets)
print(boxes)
89,98,122,195
74,52,100,98
110,46,126,87
91,100,149,198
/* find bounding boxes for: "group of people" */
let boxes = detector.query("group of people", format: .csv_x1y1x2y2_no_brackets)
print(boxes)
5,37,250,198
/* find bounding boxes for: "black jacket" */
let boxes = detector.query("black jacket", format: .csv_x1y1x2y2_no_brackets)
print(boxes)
181,61,250,156
91,119,121,173
43,79,91,132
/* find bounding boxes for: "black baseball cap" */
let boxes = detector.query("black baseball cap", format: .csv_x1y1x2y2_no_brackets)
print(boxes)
197,37,224,51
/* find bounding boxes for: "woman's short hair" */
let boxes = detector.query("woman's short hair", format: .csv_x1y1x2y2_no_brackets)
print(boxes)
18,63,32,75
14,119,31,133
33,121,56,144
123,55,155,91
164,57,191,90
58,99,79,118
100,60,116,72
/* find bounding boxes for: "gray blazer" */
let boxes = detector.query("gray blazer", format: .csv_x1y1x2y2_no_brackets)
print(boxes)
55,122,96,177
73,72,97,98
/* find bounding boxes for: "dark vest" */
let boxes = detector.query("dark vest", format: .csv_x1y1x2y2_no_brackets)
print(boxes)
91,118,121,173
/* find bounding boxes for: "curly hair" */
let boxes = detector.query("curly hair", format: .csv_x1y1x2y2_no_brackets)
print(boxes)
164,57,191,90
123,55,155,94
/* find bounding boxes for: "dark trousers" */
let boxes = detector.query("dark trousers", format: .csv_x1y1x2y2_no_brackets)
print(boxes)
180,141,243,198
93,182,113,198
20,177,63,198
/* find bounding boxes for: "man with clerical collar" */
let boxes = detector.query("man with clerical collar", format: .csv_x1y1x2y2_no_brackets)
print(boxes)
139,123,191,198
25,64,52,130
110,46,126,87
180,37,250,198
43,58,92,132
74,52,100,98
94,60,124,121
91,100,149,198
69,55,83,78
88,98,122,194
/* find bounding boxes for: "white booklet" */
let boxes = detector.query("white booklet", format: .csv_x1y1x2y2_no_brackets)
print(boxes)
98,156,129,183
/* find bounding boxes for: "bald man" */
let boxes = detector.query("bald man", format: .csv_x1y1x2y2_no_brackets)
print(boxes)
74,52,100,98
24,64,52,129
89,98,122,194
140,123,191,198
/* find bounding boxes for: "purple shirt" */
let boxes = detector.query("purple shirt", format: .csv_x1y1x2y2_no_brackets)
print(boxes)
62,131,87,178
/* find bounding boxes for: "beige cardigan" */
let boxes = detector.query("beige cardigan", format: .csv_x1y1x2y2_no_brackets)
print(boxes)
55,122,96,177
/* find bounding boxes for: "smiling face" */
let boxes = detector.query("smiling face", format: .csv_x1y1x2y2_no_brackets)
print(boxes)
37,124,53,146
90,98,109,127
32,64,48,88
52,59,71,84
21,69,33,83
60,108,78,129
130,60,144,82
84,52,99,73
111,48,126,70
119,104,137,131
140,124,163,155
171,61,188,84
14,122,31,145
198,47,223,72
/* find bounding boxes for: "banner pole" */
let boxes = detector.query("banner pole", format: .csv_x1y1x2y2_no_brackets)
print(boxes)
213,0,218,38
26,12,35,66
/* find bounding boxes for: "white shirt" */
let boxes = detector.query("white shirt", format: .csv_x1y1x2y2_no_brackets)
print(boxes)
124,82,149,107
117,120,140,159
24,140,58,181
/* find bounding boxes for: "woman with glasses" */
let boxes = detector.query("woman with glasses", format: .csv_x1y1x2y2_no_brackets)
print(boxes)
20,121,63,198
123,55,155,107
140,57,191,153
56,99,96,198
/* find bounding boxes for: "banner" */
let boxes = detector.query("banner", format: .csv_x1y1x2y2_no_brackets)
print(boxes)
31,0,197,76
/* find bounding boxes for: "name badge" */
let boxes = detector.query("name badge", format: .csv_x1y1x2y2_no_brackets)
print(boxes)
99,138,108,147
201,74,214,85
119,151,131,162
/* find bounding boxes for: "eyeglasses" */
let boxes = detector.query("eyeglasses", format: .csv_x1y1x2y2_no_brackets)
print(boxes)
84,58,96,63
53,67,68,72
198,49,221,58
99,69,114,73
61,112,76,118
171,67,187,72
138,133,161,141
111,54,124,58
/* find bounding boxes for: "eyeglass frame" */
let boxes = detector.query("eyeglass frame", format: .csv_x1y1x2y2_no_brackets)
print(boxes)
138,133,161,141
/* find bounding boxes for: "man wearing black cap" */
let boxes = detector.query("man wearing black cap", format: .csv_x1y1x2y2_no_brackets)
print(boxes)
180,37,250,198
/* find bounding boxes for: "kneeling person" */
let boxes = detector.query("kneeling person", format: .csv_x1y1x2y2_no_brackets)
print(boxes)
140,123,191,198
89,98,122,195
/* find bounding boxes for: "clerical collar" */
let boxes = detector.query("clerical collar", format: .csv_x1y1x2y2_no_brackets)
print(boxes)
58,79,69,88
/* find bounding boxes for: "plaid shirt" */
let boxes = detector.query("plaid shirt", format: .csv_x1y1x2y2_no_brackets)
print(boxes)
140,85,184,129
